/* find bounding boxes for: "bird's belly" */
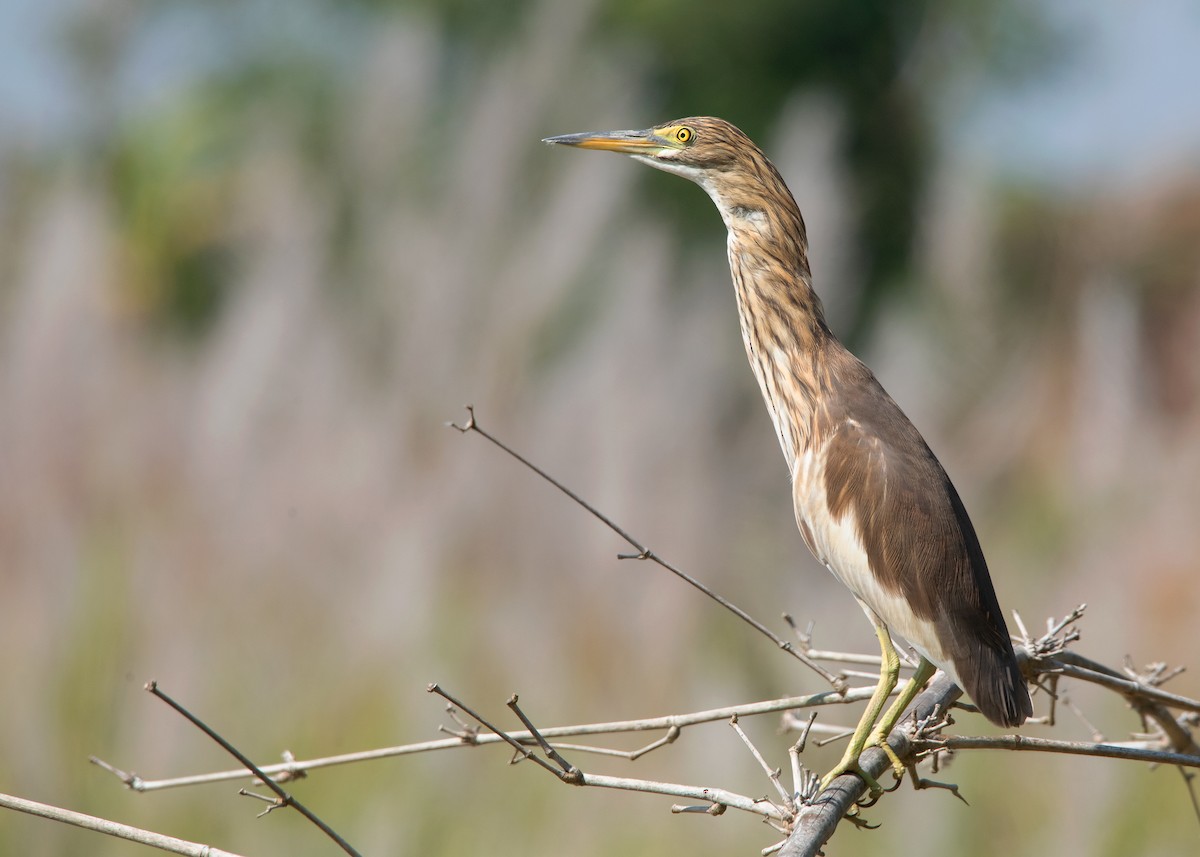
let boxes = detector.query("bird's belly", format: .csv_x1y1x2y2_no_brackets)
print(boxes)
792,452,958,683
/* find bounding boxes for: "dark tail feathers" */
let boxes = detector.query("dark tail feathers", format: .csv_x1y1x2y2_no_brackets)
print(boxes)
958,642,1032,728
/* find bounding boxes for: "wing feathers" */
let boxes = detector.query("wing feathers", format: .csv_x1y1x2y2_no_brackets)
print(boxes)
812,349,1031,727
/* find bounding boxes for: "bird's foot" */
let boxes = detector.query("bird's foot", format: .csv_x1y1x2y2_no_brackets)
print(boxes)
819,730,911,797
819,753,884,797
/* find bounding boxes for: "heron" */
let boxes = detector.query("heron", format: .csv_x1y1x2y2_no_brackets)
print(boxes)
544,117,1031,792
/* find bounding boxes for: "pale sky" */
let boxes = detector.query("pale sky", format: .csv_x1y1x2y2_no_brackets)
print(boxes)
953,0,1200,185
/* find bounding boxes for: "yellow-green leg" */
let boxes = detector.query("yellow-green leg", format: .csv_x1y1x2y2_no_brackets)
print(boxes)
866,657,937,779
819,606,900,794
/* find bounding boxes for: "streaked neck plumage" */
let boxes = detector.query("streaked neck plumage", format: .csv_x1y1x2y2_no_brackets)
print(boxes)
647,148,832,470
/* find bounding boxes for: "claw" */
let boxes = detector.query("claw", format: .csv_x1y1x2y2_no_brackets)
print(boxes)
820,760,883,797
872,733,909,782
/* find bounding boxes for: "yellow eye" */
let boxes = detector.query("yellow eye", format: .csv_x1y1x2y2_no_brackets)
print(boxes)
675,127,693,144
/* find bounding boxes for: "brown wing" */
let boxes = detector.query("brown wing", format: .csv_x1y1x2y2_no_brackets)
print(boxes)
820,347,1031,727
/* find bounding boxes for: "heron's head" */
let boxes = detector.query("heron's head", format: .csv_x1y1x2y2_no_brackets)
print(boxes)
543,116,795,231
543,116,761,184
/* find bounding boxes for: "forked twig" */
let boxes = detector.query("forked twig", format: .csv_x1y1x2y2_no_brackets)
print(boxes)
431,683,789,822
507,694,581,780
729,714,792,807
427,684,565,779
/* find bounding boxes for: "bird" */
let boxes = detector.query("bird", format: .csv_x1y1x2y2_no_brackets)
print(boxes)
543,117,1031,792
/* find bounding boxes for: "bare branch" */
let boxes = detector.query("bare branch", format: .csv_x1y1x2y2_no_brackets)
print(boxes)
785,614,918,670
0,791,246,857
1180,766,1200,825
1048,655,1200,717
432,683,789,822
1046,651,1200,758
507,694,581,778
570,774,786,821
1060,686,1106,741
450,406,846,691
83,634,1196,857
729,714,792,806
145,681,362,857
427,684,564,779
98,686,885,793
779,647,1200,856
930,734,1200,768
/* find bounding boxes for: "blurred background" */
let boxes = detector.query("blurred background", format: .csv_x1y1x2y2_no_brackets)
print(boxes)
2,0,1199,854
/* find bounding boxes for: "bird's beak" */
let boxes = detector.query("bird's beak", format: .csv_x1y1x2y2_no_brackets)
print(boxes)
542,128,670,155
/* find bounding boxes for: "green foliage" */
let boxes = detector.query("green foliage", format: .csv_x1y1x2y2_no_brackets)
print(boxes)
108,92,240,337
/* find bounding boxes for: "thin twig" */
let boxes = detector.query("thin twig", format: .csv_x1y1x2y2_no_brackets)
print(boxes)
784,614,916,669
574,773,785,821
145,682,362,857
1180,766,1200,825
437,685,787,821
729,715,792,806
629,725,682,760
931,735,1200,768
507,694,579,778
449,406,845,691
1049,658,1200,716
427,684,563,778
1051,652,1200,716
1057,686,1105,742
0,791,246,857
791,712,819,755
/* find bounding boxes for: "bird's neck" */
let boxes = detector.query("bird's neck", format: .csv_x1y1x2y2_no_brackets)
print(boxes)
704,178,831,471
